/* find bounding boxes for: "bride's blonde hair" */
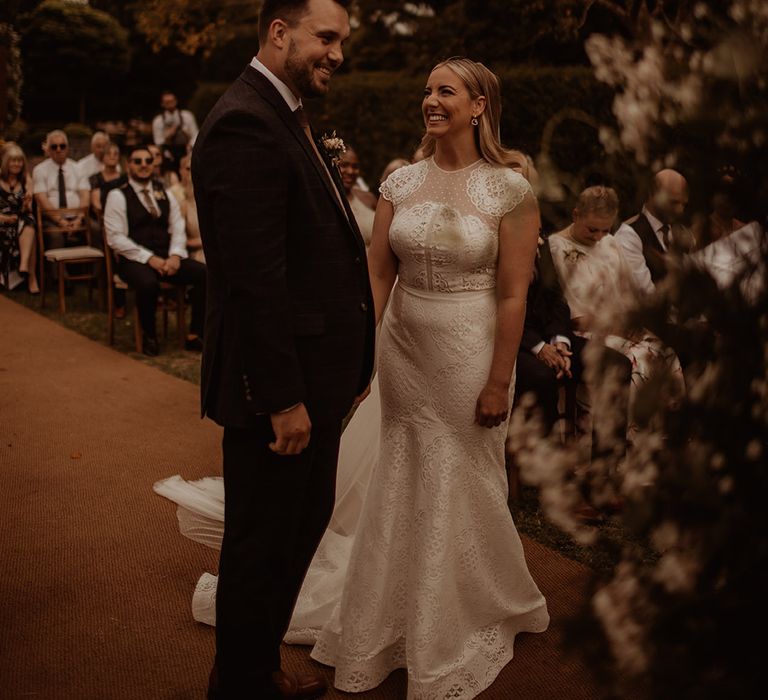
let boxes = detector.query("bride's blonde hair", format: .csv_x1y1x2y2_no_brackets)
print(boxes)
418,56,519,169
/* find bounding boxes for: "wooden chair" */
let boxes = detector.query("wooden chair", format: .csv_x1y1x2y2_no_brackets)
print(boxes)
101,226,187,350
36,205,105,313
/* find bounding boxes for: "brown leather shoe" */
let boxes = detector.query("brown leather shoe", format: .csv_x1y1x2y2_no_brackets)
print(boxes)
272,670,327,699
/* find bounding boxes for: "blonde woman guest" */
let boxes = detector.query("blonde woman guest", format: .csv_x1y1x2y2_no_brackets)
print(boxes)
169,155,205,264
548,185,684,432
337,145,376,247
0,143,38,293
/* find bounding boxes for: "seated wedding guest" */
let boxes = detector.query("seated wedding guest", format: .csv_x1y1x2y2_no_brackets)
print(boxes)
0,142,38,293
32,130,90,238
337,145,376,247
614,169,696,296
89,143,126,212
152,90,199,173
549,185,684,436
169,155,204,264
103,145,206,357
77,131,116,180
148,143,179,190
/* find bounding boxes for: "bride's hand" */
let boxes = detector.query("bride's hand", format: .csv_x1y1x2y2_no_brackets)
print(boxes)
475,382,509,428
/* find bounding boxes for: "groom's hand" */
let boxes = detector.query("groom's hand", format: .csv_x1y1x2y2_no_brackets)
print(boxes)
352,383,371,406
269,403,312,456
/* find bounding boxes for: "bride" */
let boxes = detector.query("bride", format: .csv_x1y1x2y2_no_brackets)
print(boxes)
157,56,549,699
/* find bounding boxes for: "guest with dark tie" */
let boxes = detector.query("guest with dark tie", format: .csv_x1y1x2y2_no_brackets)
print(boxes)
103,145,206,357
614,168,696,296
32,130,90,245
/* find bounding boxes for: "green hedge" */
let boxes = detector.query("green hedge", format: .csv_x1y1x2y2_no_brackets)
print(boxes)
189,66,640,221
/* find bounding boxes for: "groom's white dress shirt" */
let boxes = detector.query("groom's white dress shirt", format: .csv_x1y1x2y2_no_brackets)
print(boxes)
250,57,302,112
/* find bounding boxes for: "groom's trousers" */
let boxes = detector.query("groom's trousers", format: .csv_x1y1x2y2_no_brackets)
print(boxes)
216,417,342,698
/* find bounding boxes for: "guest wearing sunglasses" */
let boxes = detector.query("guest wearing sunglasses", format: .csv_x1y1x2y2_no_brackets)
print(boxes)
32,130,90,242
103,145,206,356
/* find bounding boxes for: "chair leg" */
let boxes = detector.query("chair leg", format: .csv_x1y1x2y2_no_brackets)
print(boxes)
134,305,142,353
58,263,66,314
39,258,46,308
177,288,187,349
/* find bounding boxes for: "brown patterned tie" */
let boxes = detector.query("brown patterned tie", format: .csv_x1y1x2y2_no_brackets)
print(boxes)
140,188,161,218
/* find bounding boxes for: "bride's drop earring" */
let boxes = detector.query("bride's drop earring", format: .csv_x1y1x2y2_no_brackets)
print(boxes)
471,115,479,126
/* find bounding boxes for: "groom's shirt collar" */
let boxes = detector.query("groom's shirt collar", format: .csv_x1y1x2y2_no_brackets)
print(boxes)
250,56,302,113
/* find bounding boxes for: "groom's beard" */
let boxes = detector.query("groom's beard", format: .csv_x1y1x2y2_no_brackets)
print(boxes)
285,40,333,98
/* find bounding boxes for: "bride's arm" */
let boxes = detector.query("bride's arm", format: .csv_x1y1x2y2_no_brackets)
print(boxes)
367,197,398,325
476,191,540,427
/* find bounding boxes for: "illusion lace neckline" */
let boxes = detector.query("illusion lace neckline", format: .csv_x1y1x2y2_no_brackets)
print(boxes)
430,156,484,174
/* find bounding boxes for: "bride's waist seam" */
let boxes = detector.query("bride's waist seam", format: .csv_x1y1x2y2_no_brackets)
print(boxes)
397,281,495,300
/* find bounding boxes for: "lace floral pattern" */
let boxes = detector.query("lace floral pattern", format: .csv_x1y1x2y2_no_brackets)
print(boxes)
466,164,530,218
312,157,549,698
380,159,429,205
383,158,532,293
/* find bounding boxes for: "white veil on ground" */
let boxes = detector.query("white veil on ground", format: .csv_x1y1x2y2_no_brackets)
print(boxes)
153,376,382,638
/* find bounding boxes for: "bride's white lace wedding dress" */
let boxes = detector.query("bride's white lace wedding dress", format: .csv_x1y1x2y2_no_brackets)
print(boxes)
156,156,549,699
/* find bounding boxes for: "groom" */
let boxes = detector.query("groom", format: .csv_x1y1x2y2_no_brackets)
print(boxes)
192,1,374,697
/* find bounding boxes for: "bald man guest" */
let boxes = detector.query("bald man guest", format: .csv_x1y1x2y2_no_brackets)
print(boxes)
615,169,696,296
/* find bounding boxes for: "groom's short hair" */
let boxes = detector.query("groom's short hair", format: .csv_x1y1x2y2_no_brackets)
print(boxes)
258,0,351,43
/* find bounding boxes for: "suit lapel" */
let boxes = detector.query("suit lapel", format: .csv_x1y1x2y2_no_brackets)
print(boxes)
239,66,362,247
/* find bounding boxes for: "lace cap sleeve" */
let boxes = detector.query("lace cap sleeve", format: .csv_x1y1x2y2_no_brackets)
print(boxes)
379,160,427,205
468,164,533,218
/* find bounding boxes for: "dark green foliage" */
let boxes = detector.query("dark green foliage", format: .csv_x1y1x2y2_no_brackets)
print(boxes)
19,0,130,123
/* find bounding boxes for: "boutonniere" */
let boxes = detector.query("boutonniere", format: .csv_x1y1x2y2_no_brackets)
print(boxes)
319,131,346,167
153,189,167,201
563,248,586,264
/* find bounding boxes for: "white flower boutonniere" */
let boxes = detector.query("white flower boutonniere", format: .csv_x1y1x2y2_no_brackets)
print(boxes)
153,188,167,201
319,131,346,167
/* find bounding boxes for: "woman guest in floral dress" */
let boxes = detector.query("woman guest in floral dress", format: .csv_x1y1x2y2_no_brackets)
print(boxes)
0,143,38,293
548,185,684,434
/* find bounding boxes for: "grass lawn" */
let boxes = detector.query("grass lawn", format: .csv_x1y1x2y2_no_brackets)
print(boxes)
5,283,624,575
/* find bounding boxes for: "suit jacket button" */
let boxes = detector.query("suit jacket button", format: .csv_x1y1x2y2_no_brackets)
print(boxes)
360,301,368,312
355,257,361,264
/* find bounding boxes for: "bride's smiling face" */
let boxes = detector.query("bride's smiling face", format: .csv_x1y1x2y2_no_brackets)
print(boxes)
422,66,484,140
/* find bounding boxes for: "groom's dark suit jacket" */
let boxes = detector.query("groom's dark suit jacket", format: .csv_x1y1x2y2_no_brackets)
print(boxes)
192,66,375,427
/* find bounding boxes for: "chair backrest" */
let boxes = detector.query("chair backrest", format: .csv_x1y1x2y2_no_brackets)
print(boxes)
36,206,92,252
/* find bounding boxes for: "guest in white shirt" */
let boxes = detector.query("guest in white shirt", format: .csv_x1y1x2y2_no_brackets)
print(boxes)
32,130,90,239
103,145,206,357
77,131,120,180
614,169,695,296
152,91,199,172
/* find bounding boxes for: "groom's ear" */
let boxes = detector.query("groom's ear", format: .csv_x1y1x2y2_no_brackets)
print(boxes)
269,19,290,49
